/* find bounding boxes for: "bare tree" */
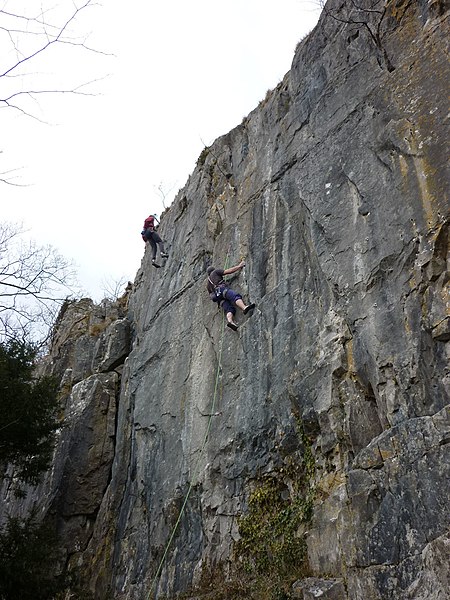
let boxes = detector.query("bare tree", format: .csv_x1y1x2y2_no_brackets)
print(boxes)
154,181,178,211
0,0,107,120
0,1,108,187
0,222,79,344
100,275,129,301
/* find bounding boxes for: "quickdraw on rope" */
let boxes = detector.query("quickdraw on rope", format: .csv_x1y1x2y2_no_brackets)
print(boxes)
148,248,232,599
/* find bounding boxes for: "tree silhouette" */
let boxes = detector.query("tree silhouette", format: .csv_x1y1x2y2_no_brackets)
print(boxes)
0,338,60,486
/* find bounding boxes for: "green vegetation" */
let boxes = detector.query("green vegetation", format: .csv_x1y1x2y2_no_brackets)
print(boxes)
196,146,210,167
177,422,316,600
236,476,311,577
0,512,66,600
0,510,92,600
232,422,316,599
0,339,61,486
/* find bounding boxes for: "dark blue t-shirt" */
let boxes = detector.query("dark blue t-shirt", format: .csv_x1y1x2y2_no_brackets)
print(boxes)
206,269,225,293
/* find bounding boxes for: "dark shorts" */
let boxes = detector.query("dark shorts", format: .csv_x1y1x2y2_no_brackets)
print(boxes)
221,288,242,315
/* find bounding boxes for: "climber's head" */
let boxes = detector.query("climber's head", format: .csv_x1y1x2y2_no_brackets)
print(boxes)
206,266,215,275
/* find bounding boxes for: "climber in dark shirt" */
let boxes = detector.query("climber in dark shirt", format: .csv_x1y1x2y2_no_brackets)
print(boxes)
206,261,256,331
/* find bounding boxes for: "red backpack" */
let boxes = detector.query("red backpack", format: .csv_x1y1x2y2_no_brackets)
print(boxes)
141,215,155,241
143,215,155,230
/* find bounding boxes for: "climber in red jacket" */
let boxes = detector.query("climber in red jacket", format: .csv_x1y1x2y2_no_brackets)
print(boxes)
141,214,168,267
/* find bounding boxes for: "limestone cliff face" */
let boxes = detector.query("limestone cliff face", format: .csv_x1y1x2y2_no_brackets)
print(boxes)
0,296,130,541
1,1,449,599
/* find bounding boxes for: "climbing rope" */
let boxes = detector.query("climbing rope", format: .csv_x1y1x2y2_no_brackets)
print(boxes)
148,249,231,599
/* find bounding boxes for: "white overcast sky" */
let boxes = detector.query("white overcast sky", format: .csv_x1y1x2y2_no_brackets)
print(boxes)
1,1,321,301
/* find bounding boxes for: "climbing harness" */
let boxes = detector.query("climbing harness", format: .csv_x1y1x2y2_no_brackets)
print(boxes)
208,275,230,304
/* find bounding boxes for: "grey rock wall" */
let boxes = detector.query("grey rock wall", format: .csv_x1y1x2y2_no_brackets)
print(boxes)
2,1,449,599
0,294,130,570
104,1,447,596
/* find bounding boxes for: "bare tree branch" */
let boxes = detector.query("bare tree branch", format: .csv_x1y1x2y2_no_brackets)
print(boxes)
0,166,27,186
1,75,109,120
154,181,178,210
0,1,103,79
0,222,80,344
101,275,129,301
0,1,111,177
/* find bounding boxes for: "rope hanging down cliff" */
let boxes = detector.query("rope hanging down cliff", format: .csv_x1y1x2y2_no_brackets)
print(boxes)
147,251,232,600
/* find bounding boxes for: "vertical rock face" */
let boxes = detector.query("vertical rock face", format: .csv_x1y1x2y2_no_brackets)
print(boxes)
2,2,449,599
0,296,130,572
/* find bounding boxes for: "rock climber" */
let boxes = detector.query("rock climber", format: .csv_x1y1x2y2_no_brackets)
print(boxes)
141,214,168,267
206,261,256,331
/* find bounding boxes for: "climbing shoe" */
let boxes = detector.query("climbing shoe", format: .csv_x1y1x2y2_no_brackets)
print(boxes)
151,259,161,268
160,252,169,259
244,303,256,315
227,321,238,331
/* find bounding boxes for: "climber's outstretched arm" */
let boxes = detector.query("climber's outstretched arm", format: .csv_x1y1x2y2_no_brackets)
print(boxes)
223,261,245,276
